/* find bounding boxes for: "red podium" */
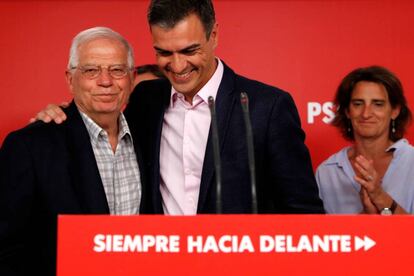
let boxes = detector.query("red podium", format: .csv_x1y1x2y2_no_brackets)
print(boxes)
57,215,413,275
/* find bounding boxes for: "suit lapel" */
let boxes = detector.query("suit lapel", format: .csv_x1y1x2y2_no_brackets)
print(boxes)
152,82,172,213
65,102,109,214
197,63,237,213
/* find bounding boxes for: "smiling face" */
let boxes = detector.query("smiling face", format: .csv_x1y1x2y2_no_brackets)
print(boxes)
150,13,218,102
66,37,135,121
346,81,400,142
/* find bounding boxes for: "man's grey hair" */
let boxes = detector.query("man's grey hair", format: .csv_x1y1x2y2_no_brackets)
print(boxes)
67,26,134,69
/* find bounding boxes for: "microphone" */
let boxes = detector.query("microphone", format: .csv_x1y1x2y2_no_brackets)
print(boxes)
208,96,222,214
240,92,258,214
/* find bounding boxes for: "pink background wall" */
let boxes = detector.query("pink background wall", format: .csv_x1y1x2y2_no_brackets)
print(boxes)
1,0,413,168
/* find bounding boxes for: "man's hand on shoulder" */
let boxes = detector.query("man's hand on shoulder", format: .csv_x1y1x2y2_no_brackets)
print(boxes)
29,102,69,124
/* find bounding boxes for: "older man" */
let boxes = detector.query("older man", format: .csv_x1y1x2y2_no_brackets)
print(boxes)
0,27,142,276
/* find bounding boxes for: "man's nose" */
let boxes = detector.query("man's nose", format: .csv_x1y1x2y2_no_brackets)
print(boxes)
169,54,187,73
97,68,113,86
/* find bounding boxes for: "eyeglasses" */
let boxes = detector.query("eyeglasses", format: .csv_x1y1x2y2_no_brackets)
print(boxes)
71,64,132,79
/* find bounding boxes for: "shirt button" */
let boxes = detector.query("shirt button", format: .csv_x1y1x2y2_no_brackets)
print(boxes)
185,168,191,175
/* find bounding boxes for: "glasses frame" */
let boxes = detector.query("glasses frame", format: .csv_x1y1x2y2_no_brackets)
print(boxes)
70,64,133,80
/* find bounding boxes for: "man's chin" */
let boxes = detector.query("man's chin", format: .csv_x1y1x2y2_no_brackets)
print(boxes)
93,103,122,113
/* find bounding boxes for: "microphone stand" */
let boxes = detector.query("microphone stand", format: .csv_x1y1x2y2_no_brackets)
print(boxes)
240,92,258,214
208,96,222,214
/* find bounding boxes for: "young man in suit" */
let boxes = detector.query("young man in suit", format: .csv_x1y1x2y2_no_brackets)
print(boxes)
0,27,143,276
125,0,324,214
34,0,324,215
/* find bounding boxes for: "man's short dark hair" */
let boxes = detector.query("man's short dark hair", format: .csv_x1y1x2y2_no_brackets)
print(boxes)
136,64,165,79
332,65,412,141
147,0,216,39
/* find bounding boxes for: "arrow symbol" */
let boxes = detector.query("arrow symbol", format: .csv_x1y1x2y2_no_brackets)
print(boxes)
354,236,376,251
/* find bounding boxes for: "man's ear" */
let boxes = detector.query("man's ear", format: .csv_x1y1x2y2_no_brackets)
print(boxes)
210,22,218,49
132,70,137,87
65,70,74,95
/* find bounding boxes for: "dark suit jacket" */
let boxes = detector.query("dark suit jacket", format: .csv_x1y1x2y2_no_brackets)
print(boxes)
0,102,146,276
125,61,324,214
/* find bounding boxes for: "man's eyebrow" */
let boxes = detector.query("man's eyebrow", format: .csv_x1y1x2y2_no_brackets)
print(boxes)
154,46,171,53
178,43,201,53
154,43,201,54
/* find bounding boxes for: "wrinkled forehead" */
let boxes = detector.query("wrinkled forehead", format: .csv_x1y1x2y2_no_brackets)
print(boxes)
77,38,128,64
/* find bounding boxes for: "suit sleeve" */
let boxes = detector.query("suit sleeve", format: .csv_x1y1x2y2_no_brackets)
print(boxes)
266,92,325,213
0,132,35,275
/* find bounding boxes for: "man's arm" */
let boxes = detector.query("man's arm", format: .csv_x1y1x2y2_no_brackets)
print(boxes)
0,132,36,275
267,91,325,213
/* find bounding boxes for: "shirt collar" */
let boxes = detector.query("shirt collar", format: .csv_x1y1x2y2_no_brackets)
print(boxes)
170,58,224,108
327,146,351,168
328,138,408,167
79,111,132,146
118,113,133,141
386,138,407,154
